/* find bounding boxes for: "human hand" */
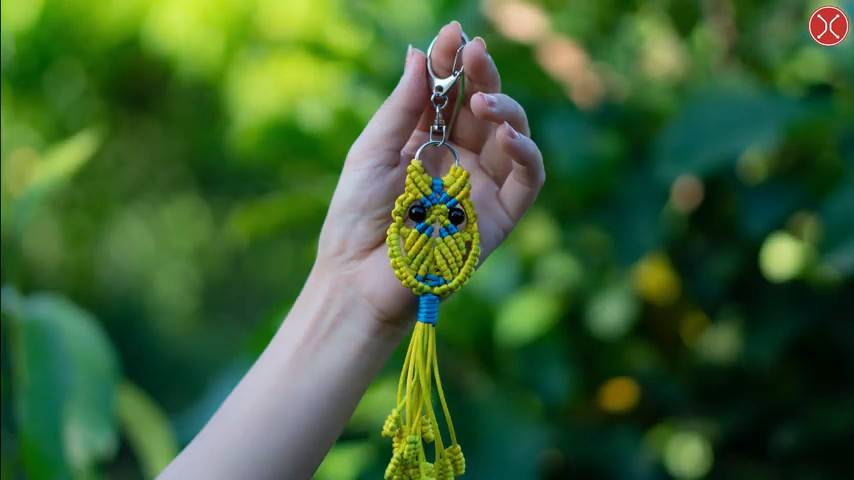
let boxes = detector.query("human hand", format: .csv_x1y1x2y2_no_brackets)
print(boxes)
312,21,545,328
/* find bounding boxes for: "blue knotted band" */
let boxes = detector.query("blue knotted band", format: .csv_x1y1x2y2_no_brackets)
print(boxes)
417,293,440,324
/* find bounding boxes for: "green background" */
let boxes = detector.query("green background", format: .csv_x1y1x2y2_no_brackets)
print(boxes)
2,0,853,478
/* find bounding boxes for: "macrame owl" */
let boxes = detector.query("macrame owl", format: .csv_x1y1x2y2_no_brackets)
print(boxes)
382,158,480,479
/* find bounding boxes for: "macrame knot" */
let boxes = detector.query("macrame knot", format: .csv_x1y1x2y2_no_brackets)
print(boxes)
417,294,440,324
403,435,420,462
384,451,404,480
420,415,435,443
436,456,454,480
382,408,401,438
445,444,466,476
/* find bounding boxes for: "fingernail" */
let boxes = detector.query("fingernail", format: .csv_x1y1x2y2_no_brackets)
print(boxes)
480,93,497,109
449,20,462,30
474,36,487,49
504,121,519,139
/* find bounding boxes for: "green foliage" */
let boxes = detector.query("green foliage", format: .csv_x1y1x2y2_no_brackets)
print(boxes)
2,0,853,478
494,287,562,347
2,288,119,478
117,381,179,479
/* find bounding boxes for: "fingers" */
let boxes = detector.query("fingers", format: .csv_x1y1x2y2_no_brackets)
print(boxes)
428,21,466,77
470,92,530,136
497,122,545,221
348,46,428,166
469,92,531,183
462,37,500,96
413,21,467,135
445,37,503,152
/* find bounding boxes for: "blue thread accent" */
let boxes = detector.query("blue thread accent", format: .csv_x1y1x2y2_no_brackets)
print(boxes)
415,274,447,289
424,274,446,285
417,294,440,324
416,222,435,236
439,225,457,237
421,196,433,208
446,198,458,208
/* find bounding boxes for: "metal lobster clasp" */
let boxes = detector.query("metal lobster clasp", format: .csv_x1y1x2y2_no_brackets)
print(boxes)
426,31,468,96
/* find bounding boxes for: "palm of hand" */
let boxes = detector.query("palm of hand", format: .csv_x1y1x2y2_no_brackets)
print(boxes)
316,23,544,325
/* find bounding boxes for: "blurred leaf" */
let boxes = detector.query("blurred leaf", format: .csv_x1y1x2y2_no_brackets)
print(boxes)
494,288,561,347
315,441,375,480
2,287,120,478
654,89,799,183
28,127,102,195
512,209,561,259
533,250,584,294
0,0,44,34
225,181,333,244
347,376,396,432
603,168,667,264
117,381,178,478
538,110,622,202
7,127,103,233
2,288,66,478
469,245,521,301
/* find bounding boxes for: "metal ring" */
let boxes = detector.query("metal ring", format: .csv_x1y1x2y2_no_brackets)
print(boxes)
414,140,460,167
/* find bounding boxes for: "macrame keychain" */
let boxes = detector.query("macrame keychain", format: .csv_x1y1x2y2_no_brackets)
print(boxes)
382,32,480,480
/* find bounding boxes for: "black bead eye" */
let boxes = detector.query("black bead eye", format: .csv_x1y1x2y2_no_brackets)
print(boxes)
408,203,427,223
448,206,466,226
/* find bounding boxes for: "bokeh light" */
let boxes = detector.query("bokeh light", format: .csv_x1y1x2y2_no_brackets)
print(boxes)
670,174,705,214
695,316,743,365
663,430,714,479
494,287,561,347
679,309,710,347
482,0,549,44
758,230,814,283
633,253,682,306
584,280,639,340
596,376,641,414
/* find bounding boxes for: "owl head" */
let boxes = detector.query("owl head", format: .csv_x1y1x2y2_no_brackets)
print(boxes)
387,160,480,297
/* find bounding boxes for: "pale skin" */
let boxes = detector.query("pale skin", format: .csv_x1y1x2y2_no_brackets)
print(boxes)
160,21,544,480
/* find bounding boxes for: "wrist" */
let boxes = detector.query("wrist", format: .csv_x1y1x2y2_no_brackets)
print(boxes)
292,264,410,345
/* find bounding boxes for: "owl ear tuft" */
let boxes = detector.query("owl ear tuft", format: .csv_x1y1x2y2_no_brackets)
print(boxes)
407,159,426,175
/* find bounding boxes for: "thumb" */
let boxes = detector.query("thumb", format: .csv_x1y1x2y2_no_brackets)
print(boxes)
348,46,427,166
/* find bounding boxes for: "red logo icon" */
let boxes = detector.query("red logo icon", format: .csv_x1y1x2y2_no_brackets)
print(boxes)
809,6,848,46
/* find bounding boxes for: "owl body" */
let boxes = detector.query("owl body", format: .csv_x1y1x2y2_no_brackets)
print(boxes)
386,160,480,299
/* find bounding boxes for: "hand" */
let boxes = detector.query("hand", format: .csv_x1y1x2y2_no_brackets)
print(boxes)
313,21,545,327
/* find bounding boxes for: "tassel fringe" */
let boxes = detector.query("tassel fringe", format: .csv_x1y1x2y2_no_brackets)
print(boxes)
382,322,465,480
